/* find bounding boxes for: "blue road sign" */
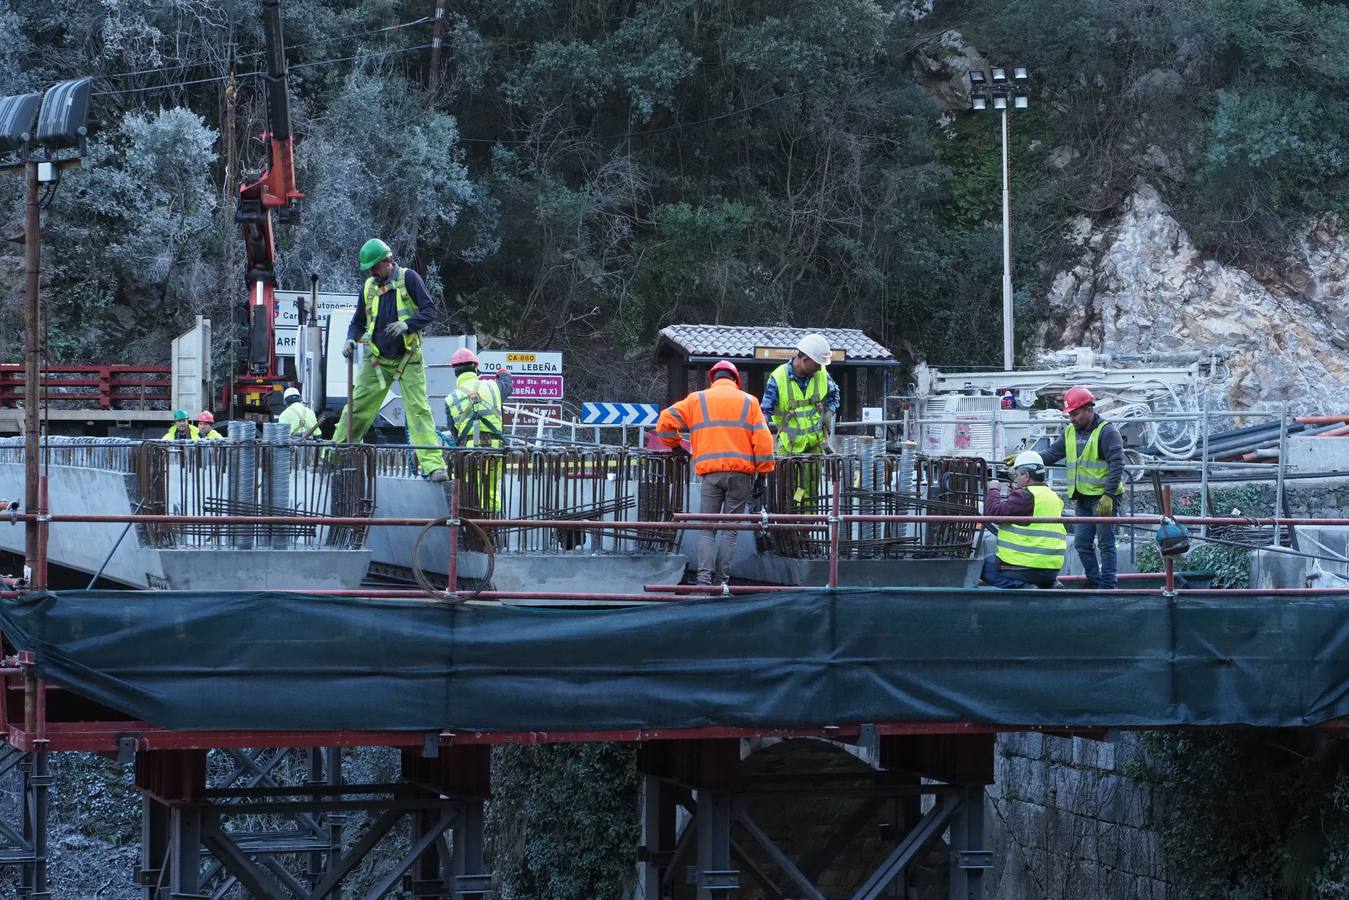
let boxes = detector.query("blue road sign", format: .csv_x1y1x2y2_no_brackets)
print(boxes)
581,402,660,426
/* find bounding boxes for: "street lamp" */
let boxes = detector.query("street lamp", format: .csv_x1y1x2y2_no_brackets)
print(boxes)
969,66,1031,371
0,78,91,591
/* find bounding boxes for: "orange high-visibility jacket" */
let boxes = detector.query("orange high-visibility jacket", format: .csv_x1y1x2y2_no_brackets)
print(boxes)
656,379,775,476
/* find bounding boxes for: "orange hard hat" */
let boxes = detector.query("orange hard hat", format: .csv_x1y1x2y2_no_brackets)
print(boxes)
196,410,215,424
709,360,740,386
1063,386,1096,413
450,348,479,367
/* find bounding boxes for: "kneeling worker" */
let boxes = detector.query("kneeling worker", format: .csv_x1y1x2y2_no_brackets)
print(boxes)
982,450,1067,589
657,360,774,586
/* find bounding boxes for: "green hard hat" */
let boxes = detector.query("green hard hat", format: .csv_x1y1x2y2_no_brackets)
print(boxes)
173,409,189,421
358,238,392,271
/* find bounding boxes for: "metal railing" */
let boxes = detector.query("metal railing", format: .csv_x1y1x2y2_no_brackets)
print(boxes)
0,436,140,472
0,364,171,410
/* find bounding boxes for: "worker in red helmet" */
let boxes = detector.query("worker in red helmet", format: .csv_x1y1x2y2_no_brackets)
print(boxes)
195,410,224,439
333,238,448,483
443,348,513,512
656,360,775,587
1038,385,1126,589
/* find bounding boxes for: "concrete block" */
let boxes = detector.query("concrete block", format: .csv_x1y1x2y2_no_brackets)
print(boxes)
1287,436,1349,473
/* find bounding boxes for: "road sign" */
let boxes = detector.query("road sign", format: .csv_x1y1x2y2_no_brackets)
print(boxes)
581,402,660,426
502,402,562,427
273,291,359,355
490,373,563,400
477,350,562,376
274,291,359,328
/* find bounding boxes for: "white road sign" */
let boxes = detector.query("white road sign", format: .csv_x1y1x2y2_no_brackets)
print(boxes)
477,350,562,376
273,291,360,354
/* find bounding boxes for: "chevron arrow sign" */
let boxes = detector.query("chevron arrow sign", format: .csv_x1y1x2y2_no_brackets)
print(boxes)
581,402,660,426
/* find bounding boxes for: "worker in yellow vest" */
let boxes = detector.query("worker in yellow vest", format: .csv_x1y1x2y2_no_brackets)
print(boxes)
195,411,224,438
277,388,318,437
760,333,839,508
443,348,513,513
331,238,447,482
982,450,1067,589
163,409,198,440
1037,386,1125,589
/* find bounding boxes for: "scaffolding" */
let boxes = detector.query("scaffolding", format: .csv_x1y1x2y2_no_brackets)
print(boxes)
0,469,1347,897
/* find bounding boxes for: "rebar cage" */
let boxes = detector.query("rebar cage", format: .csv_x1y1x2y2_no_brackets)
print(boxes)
129,427,377,551
451,447,689,554
768,440,986,560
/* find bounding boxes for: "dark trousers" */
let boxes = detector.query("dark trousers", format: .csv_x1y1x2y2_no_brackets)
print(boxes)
1073,497,1118,589
982,556,1059,589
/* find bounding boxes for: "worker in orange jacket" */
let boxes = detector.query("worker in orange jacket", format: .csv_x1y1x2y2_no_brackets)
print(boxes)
656,360,775,586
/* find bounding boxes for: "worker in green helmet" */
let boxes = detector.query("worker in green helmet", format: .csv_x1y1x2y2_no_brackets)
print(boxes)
163,409,199,440
331,238,448,482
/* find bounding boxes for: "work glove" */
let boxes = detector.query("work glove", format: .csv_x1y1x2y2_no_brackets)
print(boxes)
383,320,409,338
1094,495,1115,517
752,474,767,503
341,339,357,359
1002,453,1018,467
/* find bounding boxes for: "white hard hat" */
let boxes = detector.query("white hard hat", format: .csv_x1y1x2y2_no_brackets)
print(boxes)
1012,450,1045,471
797,333,832,366
283,387,301,400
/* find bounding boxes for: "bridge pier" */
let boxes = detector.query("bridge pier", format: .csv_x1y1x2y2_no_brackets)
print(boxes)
635,733,994,899
134,744,495,900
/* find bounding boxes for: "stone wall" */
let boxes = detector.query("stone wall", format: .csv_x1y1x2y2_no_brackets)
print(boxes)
988,733,1173,900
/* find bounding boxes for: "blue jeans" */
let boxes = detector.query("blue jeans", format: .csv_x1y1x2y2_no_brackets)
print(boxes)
981,555,1057,589
1074,497,1117,588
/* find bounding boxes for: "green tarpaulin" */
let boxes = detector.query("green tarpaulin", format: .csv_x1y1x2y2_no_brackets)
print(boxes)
0,588,1345,732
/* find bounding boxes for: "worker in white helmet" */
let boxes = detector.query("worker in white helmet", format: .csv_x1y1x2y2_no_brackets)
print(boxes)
277,387,319,438
982,450,1067,589
760,332,840,508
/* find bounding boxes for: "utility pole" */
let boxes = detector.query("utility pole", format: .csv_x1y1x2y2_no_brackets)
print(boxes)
22,156,41,586
428,0,448,95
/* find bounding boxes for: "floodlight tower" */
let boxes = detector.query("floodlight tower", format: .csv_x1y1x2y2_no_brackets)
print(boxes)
968,66,1031,371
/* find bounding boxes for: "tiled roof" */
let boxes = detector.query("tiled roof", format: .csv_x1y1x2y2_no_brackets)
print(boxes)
656,324,895,361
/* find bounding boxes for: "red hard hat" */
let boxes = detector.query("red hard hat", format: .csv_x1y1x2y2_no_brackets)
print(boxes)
709,360,740,386
196,410,214,424
1063,386,1097,413
450,348,479,367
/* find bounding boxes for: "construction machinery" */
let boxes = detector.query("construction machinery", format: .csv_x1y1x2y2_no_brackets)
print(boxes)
228,0,303,416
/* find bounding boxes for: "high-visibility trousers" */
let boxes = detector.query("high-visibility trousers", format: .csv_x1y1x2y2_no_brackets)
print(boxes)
470,455,503,514
332,349,444,476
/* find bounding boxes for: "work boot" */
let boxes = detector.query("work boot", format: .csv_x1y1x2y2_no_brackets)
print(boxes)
428,468,449,483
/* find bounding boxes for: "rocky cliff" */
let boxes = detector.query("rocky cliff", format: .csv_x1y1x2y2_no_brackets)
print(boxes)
1037,183,1349,412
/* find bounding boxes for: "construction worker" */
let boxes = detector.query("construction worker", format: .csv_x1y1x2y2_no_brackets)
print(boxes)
760,333,839,507
982,450,1066,589
657,360,775,586
163,409,198,440
443,349,513,512
332,238,447,482
195,411,224,439
1038,386,1125,589
277,388,318,437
